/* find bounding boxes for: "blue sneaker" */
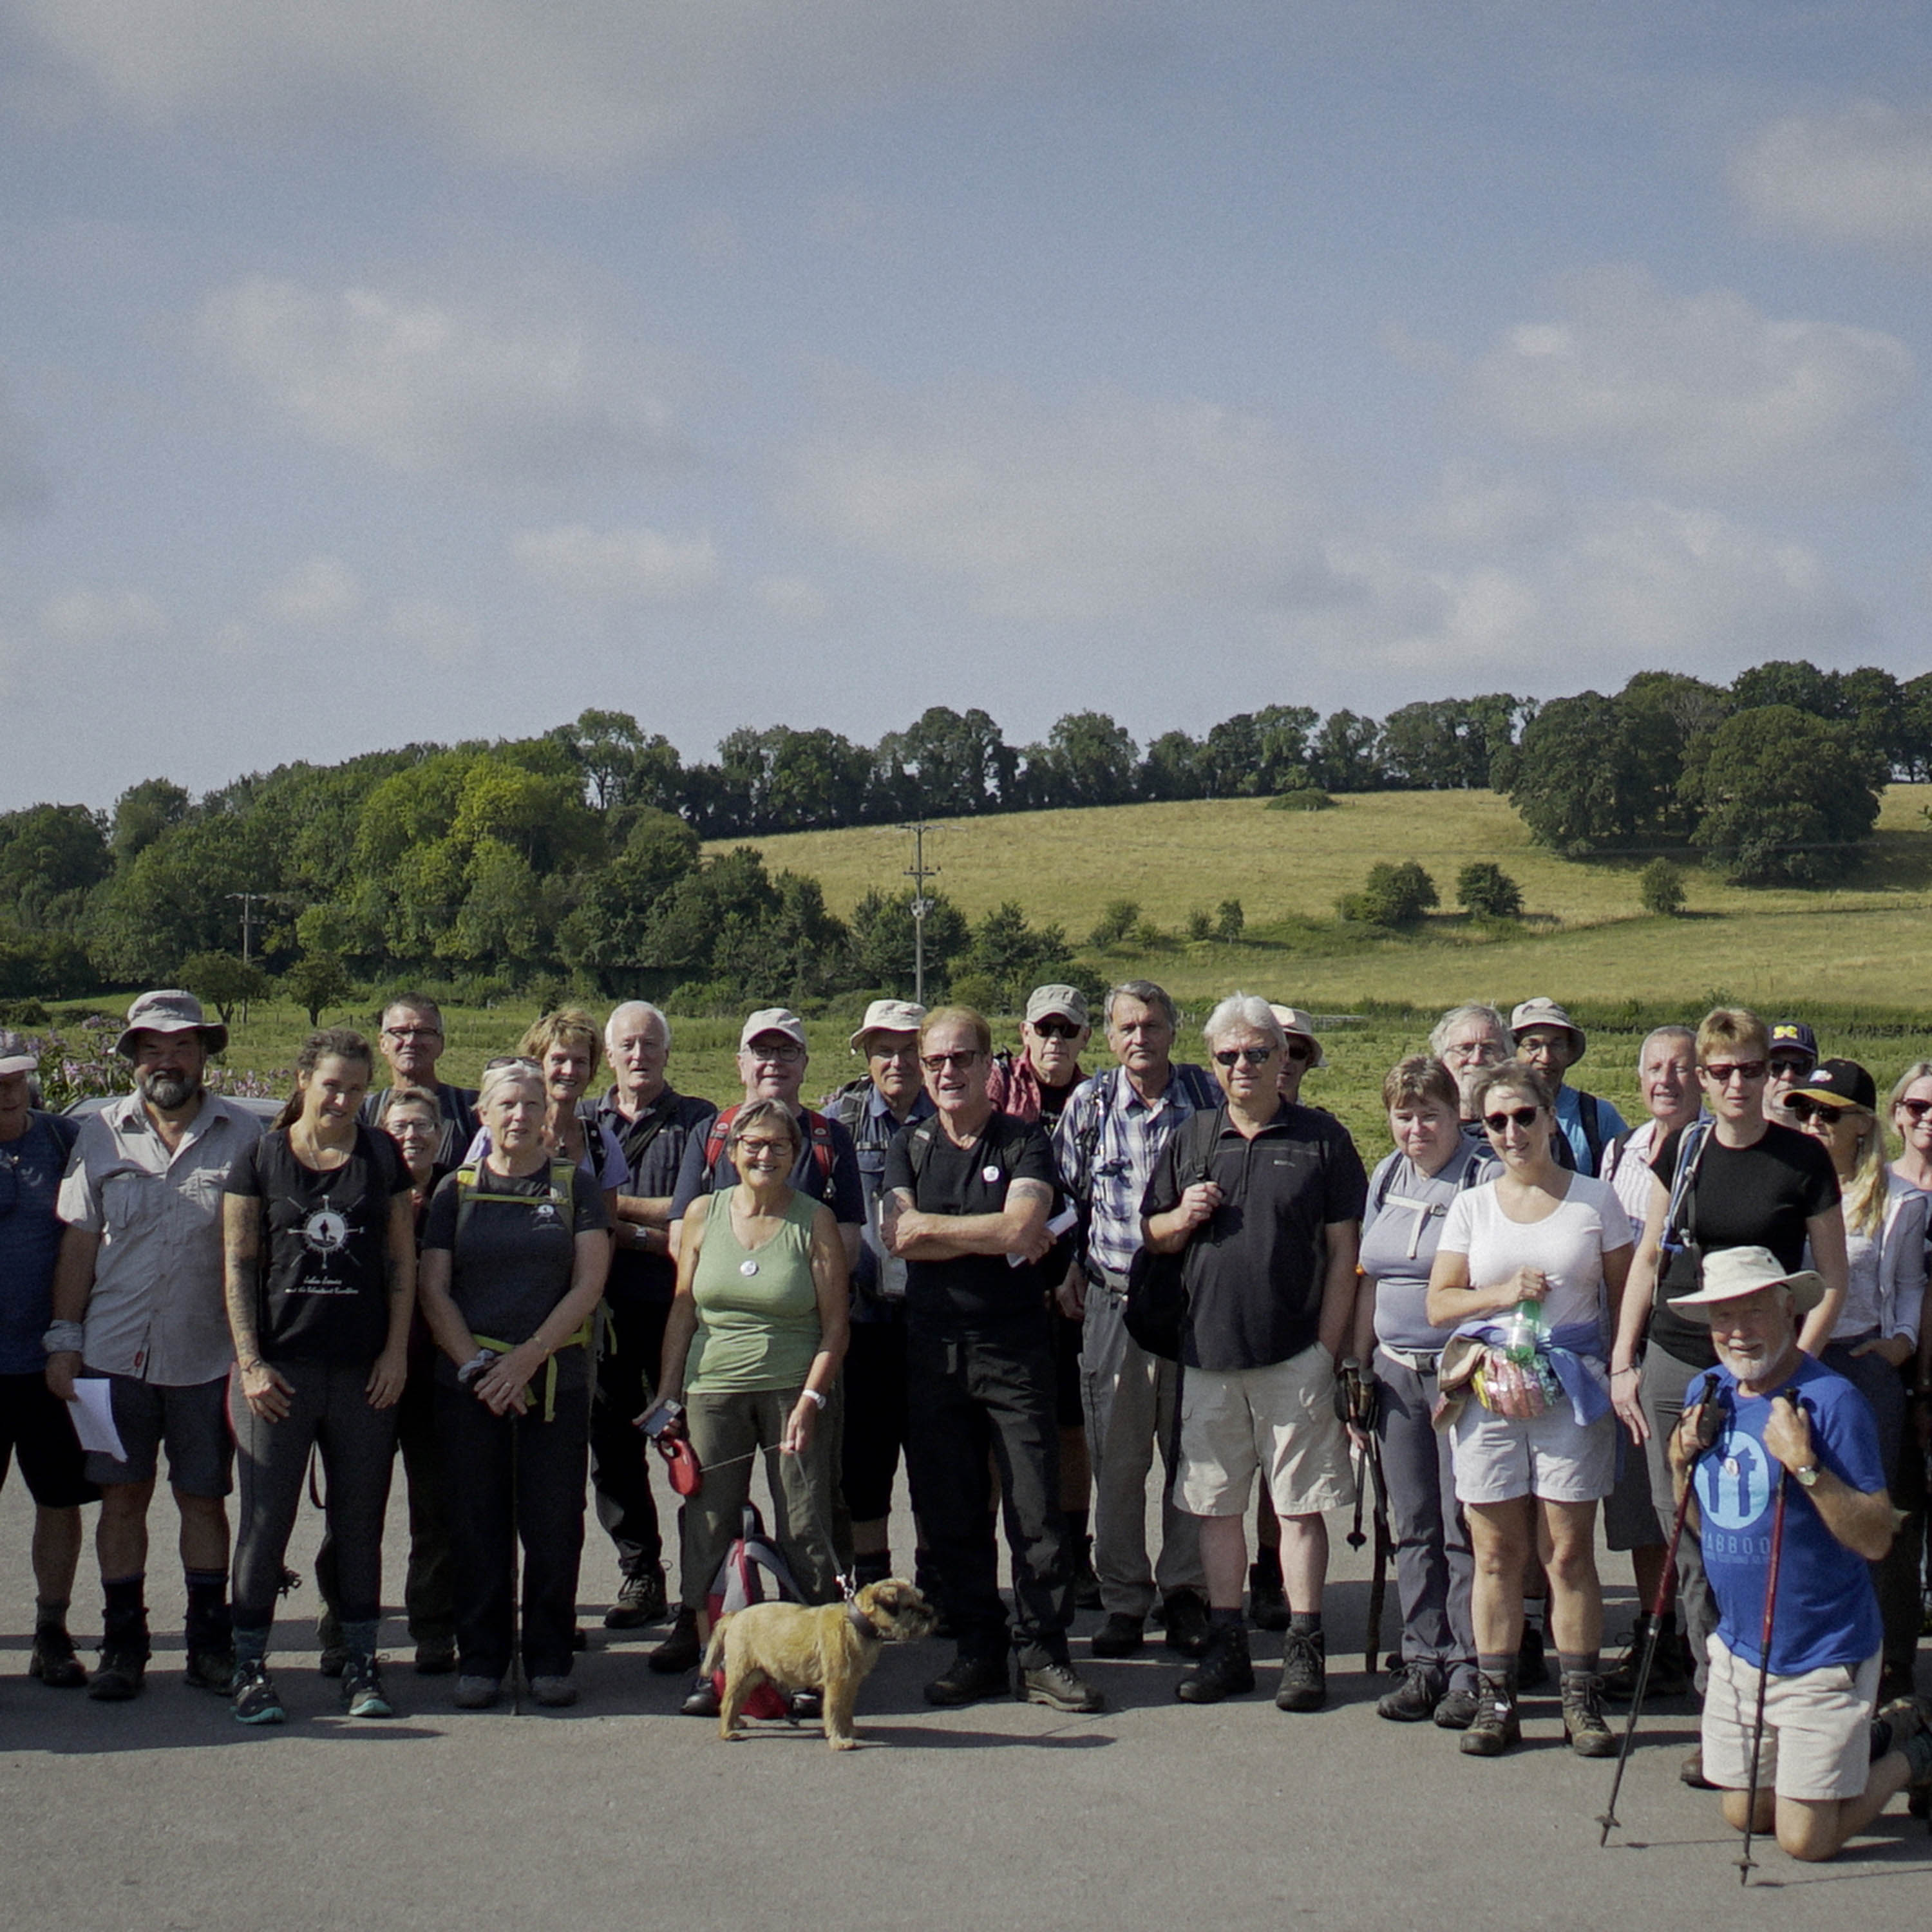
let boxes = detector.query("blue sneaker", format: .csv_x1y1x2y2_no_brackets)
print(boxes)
232,1662,286,1726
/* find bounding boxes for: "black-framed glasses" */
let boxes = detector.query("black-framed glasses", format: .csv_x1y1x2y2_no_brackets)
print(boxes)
1213,1047,1274,1069
744,1041,805,1064
1030,1019,1082,1040
1483,1106,1540,1133
921,1050,981,1072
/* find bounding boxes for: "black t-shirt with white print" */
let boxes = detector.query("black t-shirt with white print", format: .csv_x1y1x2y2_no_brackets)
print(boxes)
225,1124,413,1365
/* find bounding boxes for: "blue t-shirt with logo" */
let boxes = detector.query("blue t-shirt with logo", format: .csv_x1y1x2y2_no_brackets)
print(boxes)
1690,1354,1884,1674
0,1112,80,1374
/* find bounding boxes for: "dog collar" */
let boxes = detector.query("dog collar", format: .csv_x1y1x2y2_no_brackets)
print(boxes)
846,1600,883,1641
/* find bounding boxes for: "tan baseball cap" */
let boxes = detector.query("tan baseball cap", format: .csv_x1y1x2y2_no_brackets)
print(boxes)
849,999,926,1051
739,1008,808,1051
1025,984,1089,1027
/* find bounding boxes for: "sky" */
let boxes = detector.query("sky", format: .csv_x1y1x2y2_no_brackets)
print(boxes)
3,1,1931,813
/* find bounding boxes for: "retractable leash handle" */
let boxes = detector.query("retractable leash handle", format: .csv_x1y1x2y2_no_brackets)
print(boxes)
1600,1371,1722,1847
1738,1384,1801,1888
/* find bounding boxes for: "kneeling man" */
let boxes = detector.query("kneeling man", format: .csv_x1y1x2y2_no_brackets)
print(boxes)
1669,1247,1931,1864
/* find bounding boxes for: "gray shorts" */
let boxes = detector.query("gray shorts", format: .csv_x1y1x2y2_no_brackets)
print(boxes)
1449,1394,1615,1506
84,1372,234,1497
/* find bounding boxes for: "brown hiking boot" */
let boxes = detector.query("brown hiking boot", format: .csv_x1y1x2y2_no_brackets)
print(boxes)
1459,1673,1520,1757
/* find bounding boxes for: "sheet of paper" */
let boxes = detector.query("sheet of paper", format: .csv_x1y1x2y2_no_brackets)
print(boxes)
68,1379,126,1461
1008,1203,1081,1266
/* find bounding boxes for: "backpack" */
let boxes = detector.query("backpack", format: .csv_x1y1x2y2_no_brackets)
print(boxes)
1366,1141,1492,1264
1123,1106,1223,1361
451,1155,579,1241
703,1103,838,1195
702,1501,806,1721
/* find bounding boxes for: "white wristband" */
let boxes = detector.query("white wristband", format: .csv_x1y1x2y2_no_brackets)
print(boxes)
800,1387,826,1410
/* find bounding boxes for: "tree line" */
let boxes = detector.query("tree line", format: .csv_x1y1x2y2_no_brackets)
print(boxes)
0,658,1922,1010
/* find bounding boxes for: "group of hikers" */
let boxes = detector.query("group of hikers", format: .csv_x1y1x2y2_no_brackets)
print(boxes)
2,976,1929,1867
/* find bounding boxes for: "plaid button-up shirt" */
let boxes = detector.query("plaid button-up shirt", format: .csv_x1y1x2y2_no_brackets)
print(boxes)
1053,1061,1222,1281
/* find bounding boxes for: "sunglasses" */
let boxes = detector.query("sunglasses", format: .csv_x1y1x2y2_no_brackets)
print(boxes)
1030,1019,1083,1040
1213,1047,1274,1069
921,1050,981,1072
1784,1096,1852,1126
1483,1106,1540,1133
1701,1061,1768,1084
1898,1098,1932,1122
1283,1041,1314,1065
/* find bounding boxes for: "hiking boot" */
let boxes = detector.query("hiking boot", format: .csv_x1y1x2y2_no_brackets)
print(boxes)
231,1662,285,1727
1376,1662,1444,1723
1903,1732,1932,1817
1459,1674,1520,1756
1071,1536,1103,1613
1561,1671,1615,1757
1601,1618,1687,1701
923,1653,1010,1708
317,1643,347,1680
1161,1587,1212,1660
88,1647,146,1701
28,1624,86,1689
1248,1557,1289,1633
1679,1745,1715,1789
604,1567,667,1630
1090,1612,1144,1659
183,1649,237,1695
1175,1624,1254,1704
1516,1618,1548,1690
341,1655,394,1719
453,1675,502,1710
1021,1660,1105,1714
1433,1684,1481,1730
1274,1627,1327,1712
413,1634,457,1676
649,1605,701,1674
788,1690,822,1723
530,1675,578,1708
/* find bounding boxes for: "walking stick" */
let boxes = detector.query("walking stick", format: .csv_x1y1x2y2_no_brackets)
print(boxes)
1363,1434,1392,1674
1739,1410,1796,1888
1601,1372,1719,1846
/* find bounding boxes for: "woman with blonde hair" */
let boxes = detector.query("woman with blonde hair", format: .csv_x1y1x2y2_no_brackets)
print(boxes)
1787,1057,1927,1697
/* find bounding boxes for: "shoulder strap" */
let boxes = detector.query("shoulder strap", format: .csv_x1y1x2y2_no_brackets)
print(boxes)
1578,1092,1605,1172
905,1115,942,1188
703,1103,741,1173
798,1108,837,1190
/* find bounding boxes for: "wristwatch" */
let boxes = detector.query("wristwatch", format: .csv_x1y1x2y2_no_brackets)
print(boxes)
1792,1462,1821,1489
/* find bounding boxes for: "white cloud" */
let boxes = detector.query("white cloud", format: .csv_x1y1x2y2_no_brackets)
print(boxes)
788,376,1350,623
1731,101,1932,256
259,554,360,626
15,0,1100,169
512,524,721,601
386,598,479,665
1458,265,1915,498
200,277,689,480
39,588,167,644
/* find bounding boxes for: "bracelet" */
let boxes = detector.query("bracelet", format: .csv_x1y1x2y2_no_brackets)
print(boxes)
1611,1365,1639,1380
800,1387,826,1410
43,1321,86,1356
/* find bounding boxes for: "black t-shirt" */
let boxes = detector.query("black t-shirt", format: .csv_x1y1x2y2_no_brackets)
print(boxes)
225,1125,413,1365
882,1112,1059,1332
1036,1080,1076,1135
422,1160,610,1388
1142,1102,1368,1374
1645,1121,1841,1365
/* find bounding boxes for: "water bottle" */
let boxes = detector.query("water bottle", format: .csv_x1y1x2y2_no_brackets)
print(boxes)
1502,1296,1542,1365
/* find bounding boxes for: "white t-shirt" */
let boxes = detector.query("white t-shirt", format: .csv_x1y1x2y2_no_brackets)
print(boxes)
1439,1172,1631,1341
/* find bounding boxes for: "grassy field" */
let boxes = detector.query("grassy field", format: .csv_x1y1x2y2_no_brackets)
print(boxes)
35,783,1932,1158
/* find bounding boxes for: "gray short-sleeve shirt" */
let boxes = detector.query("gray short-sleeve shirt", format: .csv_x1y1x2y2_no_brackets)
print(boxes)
57,1091,265,1385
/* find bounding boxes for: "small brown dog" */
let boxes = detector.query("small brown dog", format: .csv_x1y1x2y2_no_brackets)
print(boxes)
701,1580,935,1750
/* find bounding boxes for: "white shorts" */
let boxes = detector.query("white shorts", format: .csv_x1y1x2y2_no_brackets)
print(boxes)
1701,1635,1880,1803
1175,1344,1356,1519
1449,1390,1615,1506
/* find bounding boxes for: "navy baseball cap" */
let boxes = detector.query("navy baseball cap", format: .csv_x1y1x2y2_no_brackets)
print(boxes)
1767,1019,1817,1066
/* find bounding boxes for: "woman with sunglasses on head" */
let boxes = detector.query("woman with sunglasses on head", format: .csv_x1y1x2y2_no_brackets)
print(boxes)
655,1099,849,1717
1609,1008,1846,1777
1425,1061,1633,1757
221,1029,417,1725
417,1057,611,1710
1353,1055,1495,1727
1788,1059,1927,1698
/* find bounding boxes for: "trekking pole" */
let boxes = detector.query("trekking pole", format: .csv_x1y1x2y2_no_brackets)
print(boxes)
1739,1431,1795,1887
509,1405,524,1718
1601,1372,1719,1846
1363,1433,1391,1674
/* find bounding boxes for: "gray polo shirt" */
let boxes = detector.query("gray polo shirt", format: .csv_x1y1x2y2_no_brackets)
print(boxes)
57,1090,265,1386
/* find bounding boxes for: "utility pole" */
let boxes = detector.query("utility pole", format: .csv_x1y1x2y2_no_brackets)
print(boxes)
225,891,267,964
902,820,939,1007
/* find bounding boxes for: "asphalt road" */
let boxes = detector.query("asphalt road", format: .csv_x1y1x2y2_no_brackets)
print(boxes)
2,1453,1926,1932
